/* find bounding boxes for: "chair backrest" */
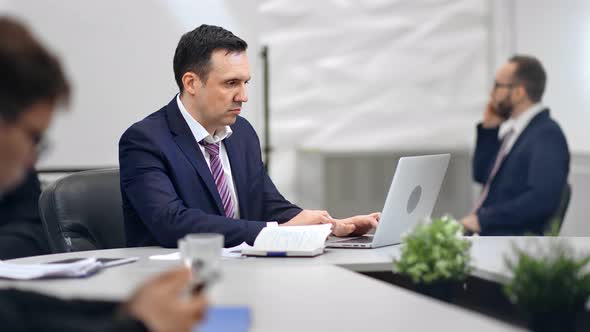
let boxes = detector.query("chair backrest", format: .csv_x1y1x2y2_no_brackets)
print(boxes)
39,168,125,253
544,183,572,236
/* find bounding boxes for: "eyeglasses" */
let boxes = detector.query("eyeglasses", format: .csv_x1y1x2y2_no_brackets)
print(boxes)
35,136,51,160
0,114,51,159
493,81,517,90
18,122,51,160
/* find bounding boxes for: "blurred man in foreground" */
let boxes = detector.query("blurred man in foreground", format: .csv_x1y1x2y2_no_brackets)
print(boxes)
0,16,205,332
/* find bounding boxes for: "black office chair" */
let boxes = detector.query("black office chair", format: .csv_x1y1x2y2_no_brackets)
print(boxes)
39,168,126,253
544,183,572,236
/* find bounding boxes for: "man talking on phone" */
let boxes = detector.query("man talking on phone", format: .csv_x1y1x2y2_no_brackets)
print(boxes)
461,55,570,236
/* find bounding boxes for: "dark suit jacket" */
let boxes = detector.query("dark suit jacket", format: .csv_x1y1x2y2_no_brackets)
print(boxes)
119,97,302,248
0,169,50,259
0,169,41,225
473,109,570,235
0,289,147,332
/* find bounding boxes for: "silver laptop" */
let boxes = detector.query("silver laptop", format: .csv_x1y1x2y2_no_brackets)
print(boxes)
326,154,450,249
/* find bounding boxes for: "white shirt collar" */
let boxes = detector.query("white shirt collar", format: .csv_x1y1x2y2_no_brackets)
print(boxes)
498,103,545,140
176,94,233,144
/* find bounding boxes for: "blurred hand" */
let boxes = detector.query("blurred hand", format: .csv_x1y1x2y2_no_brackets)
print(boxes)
282,209,333,226
332,212,380,237
124,267,207,332
482,101,504,128
461,213,481,233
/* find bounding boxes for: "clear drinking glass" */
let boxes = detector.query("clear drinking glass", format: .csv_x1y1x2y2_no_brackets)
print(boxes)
178,233,224,291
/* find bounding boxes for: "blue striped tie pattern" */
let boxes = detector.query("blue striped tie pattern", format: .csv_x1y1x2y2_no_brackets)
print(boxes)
472,129,515,213
200,140,235,218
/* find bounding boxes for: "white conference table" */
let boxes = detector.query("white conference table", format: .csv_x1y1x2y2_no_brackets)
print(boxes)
0,246,524,332
6,236,589,284
6,236,589,289
466,236,590,283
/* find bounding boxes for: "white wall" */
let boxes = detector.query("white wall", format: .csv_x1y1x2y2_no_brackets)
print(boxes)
0,0,263,169
510,0,590,235
2,0,491,178
514,0,590,154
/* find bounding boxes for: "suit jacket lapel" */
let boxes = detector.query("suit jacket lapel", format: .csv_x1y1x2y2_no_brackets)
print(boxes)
223,130,248,218
165,98,224,215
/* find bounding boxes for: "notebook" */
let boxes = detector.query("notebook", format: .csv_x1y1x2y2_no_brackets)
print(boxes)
241,224,332,257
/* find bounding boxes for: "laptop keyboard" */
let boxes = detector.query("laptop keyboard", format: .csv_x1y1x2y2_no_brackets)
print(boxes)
334,236,374,244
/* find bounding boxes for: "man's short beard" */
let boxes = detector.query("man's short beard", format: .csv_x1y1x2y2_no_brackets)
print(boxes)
495,97,513,119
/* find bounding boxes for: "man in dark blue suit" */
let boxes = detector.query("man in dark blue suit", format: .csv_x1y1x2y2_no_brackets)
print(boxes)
119,25,379,248
461,55,569,235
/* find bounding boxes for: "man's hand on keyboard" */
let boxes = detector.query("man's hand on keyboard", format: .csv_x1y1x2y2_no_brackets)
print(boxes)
331,212,380,237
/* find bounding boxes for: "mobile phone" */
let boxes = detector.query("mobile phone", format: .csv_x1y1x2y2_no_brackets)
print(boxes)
47,257,139,268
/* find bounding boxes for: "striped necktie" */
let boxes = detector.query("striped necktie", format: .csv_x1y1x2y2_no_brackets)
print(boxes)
200,140,235,218
472,129,515,213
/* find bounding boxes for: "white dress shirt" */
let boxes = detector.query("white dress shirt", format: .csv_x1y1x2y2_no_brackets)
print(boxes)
176,94,240,218
498,103,546,154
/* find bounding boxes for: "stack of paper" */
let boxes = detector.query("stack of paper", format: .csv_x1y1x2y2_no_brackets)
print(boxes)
0,258,102,280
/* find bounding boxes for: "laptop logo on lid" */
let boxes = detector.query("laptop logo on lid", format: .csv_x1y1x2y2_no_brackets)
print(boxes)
407,185,422,214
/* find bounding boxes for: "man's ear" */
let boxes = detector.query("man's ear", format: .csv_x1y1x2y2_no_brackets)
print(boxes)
182,72,202,95
516,84,529,102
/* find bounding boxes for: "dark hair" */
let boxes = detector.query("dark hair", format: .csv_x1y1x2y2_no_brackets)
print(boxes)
509,55,546,103
173,24,247,91
0,17,70,122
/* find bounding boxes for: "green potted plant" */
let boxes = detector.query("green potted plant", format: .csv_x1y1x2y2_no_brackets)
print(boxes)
504,243,590,332
393,215,472,301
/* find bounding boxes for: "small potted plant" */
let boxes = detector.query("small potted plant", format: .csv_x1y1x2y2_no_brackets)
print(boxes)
504,243,590,332
393,215,471,301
